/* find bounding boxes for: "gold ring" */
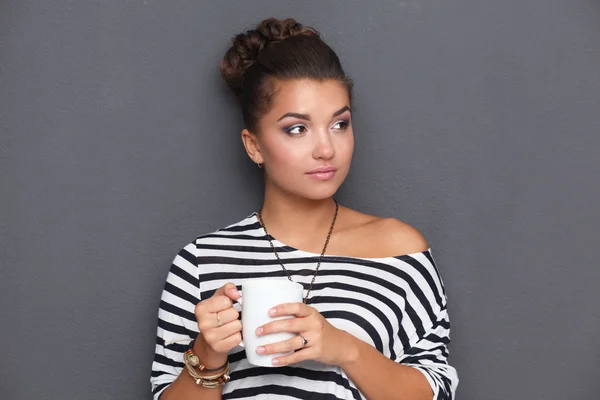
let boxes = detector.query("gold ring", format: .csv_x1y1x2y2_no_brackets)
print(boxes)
217,312,222,327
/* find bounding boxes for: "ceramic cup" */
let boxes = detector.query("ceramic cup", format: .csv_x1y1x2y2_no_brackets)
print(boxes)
238,278,304,367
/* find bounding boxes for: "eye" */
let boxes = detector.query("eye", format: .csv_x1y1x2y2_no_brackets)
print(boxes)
332,119,350,131
283,124,307,136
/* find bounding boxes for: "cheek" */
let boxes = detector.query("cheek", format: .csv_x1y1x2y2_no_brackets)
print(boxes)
265,140,307,171
336,133,355,162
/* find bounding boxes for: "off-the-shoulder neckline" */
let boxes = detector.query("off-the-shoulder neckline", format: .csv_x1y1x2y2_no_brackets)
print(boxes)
249,212,431,261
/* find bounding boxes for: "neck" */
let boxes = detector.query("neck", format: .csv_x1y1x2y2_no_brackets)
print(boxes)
258,185,338,246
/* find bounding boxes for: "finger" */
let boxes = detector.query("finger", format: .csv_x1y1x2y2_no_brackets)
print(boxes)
271,347,311,366
213,282,239,299
196,297,233,330
212,331,243,354
216,307,240,327
225,285,241,301
197,295,232,314
257,316,306,336
198,306,239,331
256,334,306,355
269,302,312,318
196,300,238,332
203,319,242,344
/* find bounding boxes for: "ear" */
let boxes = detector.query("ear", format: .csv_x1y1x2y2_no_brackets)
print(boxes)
241,128,263,164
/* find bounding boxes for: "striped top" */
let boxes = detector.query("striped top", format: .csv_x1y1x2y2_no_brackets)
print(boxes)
150,212,459,399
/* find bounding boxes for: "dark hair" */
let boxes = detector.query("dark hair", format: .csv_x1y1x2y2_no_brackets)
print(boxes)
220,17,353,133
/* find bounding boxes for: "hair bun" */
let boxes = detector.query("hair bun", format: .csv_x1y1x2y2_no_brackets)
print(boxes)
220,18,319,96
255,17,318,45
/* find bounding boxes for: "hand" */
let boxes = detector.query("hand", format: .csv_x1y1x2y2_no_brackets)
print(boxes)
254,302,354,367
194,282,242,364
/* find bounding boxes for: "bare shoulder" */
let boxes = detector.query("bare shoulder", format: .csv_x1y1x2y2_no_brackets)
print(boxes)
334,207,429,258
372,217,429,254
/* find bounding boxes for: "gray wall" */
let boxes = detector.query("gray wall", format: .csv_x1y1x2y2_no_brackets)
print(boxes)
1,1,599,399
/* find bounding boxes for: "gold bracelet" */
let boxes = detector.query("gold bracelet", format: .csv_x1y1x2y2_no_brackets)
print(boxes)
185,338,229,372
186,362,231,388
185,358,229,381
183,350,231,388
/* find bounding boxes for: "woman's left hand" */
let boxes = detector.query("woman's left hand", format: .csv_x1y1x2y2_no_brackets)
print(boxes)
254,302,354,367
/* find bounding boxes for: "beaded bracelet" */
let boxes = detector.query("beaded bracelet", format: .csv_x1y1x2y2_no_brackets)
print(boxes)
185,338,229,372
183,349,231,388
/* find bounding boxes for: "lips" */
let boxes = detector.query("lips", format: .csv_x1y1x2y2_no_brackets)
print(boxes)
307,166,337,181
307,166,337,174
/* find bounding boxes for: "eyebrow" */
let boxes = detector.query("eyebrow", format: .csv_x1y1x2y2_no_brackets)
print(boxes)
276,105,351,122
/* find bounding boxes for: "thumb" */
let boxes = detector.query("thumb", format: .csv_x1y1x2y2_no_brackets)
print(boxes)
213,282,240,300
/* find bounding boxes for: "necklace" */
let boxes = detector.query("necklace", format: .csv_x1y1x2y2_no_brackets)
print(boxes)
257,199,339,303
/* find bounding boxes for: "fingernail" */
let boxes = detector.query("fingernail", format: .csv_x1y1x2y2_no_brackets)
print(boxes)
256,346,265,354
272,358,280,365
228,289,238,295
269,308,276,316
256,327,263,335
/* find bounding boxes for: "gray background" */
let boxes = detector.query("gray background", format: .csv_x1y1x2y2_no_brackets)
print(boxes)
1,1,599,399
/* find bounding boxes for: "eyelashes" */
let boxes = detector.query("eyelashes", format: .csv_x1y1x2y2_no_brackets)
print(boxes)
283,119,350,136
284,125,306,135
333,120,350,131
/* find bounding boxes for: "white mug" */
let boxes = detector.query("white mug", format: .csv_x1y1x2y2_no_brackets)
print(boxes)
238,278,304,367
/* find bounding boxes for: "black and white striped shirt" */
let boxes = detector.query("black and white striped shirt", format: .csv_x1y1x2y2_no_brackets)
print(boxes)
150,212,459,399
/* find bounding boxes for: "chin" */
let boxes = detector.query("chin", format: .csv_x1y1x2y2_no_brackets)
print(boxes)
270,172,348,201
302,192,338,201
297,182,342,201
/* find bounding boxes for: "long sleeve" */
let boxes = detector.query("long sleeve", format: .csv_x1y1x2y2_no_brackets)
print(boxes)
394,250,459,399
396,305,458,399
149,241,201,399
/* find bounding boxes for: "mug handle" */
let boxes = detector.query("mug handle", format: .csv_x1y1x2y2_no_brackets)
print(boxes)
236,295,245,348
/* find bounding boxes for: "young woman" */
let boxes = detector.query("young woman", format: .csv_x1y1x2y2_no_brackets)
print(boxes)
150,17,458,400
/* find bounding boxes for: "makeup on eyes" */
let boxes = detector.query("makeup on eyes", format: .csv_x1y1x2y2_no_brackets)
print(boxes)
282,118,350,136
283,124,307,136
276,105,351,122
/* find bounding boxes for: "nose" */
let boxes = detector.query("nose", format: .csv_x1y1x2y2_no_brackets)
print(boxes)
312,129,335,160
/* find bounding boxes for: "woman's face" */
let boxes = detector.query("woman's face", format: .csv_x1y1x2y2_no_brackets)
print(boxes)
246,78,354,201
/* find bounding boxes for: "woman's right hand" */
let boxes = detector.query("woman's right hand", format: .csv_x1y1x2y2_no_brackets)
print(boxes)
193,282,242,365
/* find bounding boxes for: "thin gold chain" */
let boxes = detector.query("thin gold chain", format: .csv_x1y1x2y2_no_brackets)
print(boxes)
257,199,339,304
